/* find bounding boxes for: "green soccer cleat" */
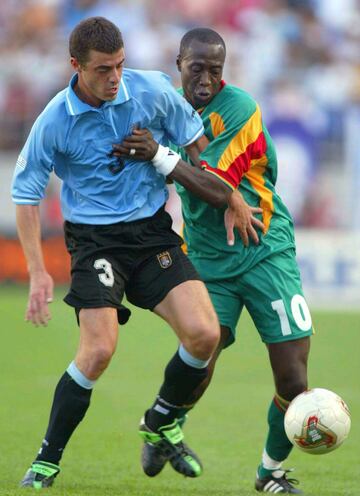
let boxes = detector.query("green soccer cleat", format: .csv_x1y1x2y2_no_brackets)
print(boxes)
177,414,188,428
255,468,302,493
140,414,189,477
139,415,202,478
20,461,60,489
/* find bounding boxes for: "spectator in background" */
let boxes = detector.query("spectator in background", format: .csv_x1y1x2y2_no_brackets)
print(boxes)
2,0,360,228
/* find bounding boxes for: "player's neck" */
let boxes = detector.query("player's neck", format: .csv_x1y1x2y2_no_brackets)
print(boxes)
73,80,103,108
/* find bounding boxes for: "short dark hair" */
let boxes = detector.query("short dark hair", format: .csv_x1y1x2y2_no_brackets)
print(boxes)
179,28,226,56
69,16,124,65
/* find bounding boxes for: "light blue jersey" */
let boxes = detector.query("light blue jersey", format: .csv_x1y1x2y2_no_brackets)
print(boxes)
12,69,203,223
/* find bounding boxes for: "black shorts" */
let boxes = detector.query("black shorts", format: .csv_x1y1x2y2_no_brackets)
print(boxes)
63,207,200,323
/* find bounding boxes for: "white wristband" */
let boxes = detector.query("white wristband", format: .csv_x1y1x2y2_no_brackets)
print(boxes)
151,144,180,176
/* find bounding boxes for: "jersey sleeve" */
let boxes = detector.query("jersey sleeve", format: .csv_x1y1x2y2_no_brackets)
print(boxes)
159,74,204,147
11,116,55,205
200,102,267,190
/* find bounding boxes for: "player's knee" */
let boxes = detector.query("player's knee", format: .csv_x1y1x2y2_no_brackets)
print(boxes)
290,377,308,399
278,374,308,401
185,323,219,360
86,345,115,377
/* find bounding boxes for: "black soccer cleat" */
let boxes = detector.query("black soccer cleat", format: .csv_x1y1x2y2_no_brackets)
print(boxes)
20,461,60,489
255,469,303,493
141,440,168,477
139,415,202,478
140,414,189,477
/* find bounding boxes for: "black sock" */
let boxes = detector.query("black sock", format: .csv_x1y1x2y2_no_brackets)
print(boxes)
35,371,92,465
146,350,208,431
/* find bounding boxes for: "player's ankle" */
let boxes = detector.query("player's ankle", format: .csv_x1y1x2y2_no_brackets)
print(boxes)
257,463,281,479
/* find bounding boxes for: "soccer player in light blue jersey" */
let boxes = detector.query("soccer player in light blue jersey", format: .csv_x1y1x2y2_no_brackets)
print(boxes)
12,17,262,488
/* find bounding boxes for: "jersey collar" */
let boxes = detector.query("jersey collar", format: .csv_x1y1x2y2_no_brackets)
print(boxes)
65,73,131,116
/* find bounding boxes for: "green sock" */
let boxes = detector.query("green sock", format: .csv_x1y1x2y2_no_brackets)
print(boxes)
258,395,293,478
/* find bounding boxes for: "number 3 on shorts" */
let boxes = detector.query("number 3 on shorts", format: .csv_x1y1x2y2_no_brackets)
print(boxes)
94,258,114,287
271,295,312,336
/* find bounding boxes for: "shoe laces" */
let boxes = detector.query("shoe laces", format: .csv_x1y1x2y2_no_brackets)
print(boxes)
172,440,188,456
273,469,299,489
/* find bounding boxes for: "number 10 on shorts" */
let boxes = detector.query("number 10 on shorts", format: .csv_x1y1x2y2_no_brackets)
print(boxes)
271,295,312,336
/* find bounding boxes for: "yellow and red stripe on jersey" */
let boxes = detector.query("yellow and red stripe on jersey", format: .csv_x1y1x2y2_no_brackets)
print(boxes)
201,105,267,189
244,155,274,233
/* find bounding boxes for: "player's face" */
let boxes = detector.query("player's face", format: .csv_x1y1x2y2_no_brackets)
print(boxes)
71,48,125,107
178,40,225,109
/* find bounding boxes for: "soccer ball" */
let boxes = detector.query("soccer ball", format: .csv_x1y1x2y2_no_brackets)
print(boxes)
284,388,351,455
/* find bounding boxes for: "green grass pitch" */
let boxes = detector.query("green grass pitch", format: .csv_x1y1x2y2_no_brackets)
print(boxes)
1,284,359,495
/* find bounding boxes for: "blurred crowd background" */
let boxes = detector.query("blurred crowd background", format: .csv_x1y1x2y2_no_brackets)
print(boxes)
1,0,360,235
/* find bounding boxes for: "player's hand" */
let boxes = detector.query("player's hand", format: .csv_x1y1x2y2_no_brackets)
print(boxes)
26,270,54,327
225,190,265,247
111,128,159,161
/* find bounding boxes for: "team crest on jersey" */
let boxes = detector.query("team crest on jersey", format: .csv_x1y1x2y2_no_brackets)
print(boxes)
157,251,172,269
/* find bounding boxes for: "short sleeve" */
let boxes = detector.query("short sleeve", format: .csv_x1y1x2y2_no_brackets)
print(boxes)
11,116,55,204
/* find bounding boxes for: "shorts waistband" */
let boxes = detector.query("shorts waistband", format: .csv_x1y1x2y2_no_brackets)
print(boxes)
64,205,166,231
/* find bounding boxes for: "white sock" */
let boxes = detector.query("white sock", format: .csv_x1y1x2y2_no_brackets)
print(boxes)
261,449,283,471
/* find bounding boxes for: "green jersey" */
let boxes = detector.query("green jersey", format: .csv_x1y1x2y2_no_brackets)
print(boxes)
175,82,295,281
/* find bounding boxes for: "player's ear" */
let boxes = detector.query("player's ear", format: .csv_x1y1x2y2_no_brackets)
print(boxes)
70,57,80,72
176,54,181,72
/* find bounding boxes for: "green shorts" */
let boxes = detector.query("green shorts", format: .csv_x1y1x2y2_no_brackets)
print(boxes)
204,249,313,346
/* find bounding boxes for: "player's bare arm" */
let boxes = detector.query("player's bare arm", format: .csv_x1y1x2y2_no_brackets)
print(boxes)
112,129,264,246
183,134,209,167
16,204,53,327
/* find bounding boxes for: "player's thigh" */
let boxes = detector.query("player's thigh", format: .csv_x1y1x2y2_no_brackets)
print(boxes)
205,279,244,348
242,249,313,343
75,307,120,379
155,279,219,341
78,307,120,355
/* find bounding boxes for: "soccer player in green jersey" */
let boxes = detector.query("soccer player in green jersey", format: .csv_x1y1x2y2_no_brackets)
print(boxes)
118,28,312,493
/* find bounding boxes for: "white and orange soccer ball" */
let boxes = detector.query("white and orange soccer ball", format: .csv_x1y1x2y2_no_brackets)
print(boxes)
284,388,351,455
